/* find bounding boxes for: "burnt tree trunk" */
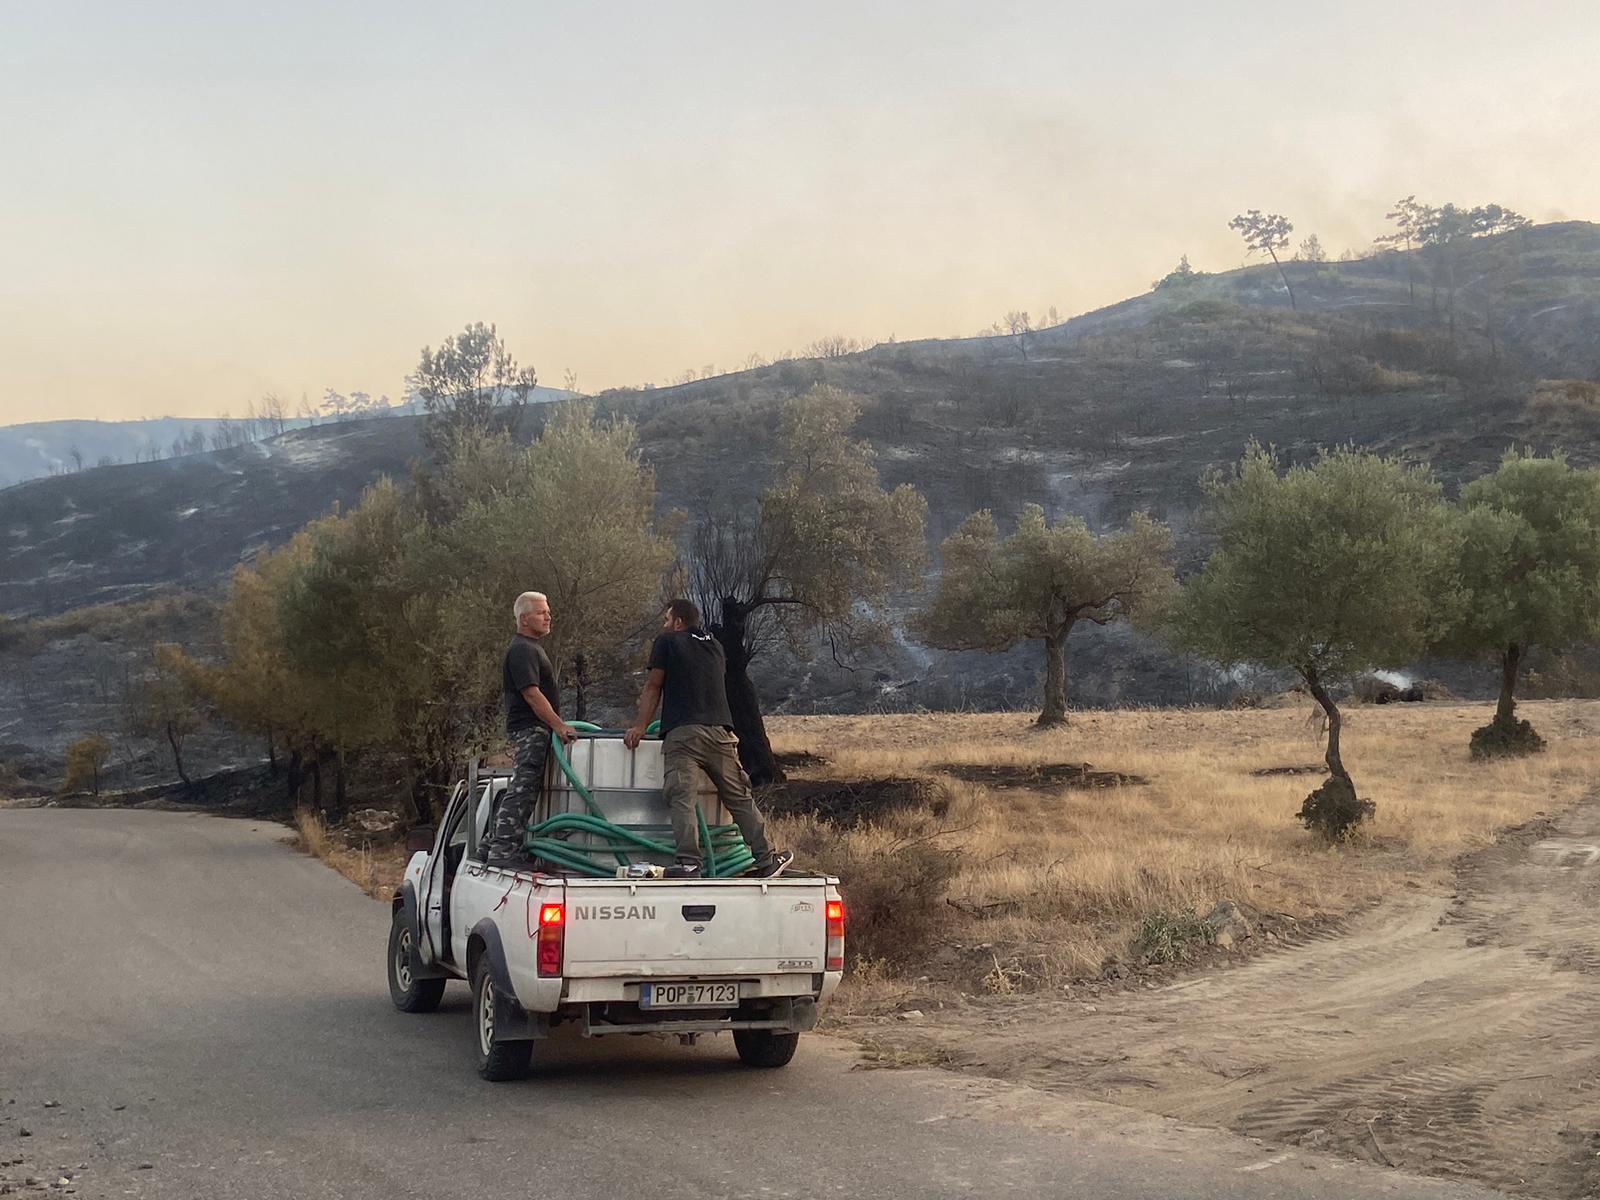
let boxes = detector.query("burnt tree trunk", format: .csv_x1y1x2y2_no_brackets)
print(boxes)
1496,642,1524,726
165,721,192,791
286,749,303,805
712,597,783,786
1036,624,1072,727
331,746,347,824
572,653,589,722
1268,250,1297,312
265,728,278,774
402,756,437,825
1303,671,1349,782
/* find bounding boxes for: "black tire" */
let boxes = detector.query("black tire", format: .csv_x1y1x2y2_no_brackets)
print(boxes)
471,957,533,1082
733,1028,800,1068
388,908,446,1013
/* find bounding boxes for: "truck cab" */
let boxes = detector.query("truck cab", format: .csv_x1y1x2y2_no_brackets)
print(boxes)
387,731,844,1080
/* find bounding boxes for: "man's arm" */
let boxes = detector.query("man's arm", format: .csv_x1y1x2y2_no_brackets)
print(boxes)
622,668,667,749
521,685,578,744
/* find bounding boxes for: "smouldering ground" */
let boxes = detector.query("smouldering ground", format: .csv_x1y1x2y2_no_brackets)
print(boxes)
768,699,1600,986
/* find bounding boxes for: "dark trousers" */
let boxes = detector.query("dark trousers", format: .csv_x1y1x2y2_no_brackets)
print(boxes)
484,728,549,861
663,724,772,864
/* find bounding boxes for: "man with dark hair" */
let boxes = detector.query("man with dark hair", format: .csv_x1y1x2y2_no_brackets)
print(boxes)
624,600,792,879
483,591,578,867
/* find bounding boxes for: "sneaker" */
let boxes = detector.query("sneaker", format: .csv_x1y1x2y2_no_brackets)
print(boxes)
663,860,703,879
754,849,794,878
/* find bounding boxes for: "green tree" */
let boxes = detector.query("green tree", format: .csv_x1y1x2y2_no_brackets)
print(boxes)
414,321,537,460
434,405,679,720
691,386,927,782
201,535,331,806
912,506,1176,726
266,406,675,818
62,734,113,797
128,642,204,790
1228,210,1297,311
1435,449,1600,756
278,477,434,820
1172,445,1451,831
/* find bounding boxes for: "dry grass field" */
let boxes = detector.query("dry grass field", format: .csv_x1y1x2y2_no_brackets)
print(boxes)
767,699,1600,993
292,806,410,899
785,700,1600,1197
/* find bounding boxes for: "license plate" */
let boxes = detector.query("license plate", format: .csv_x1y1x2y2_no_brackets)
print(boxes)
640,982,739,1009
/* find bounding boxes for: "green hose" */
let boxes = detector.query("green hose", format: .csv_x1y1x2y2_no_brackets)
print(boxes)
521,726,753,877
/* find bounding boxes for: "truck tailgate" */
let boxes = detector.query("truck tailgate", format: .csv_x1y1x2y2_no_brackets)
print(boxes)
563,878,829,976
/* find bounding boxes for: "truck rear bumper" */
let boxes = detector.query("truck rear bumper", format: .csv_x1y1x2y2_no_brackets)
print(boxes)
577,995,819,1037
562,973,820,1004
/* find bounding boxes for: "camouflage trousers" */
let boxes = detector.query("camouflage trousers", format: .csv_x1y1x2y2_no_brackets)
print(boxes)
483,728,549,862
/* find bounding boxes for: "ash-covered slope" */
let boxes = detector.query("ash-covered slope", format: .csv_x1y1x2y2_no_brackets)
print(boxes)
3,222,1598,737
0,418,424,617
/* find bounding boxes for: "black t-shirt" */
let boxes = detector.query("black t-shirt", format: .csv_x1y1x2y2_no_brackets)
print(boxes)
504,635,560,734
648,629,733,735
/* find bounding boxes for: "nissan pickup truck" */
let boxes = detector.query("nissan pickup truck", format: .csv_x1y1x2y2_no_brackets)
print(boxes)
386,734,845,1081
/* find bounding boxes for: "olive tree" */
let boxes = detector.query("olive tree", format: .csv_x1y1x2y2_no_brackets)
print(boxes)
1435,449,1600,758
690,385,927,783
435,405,679,720
278,478,426,820
194,532,368,813
126,642,205,790
62,734,113,797
912,506,1176,726
1172,444,1452,835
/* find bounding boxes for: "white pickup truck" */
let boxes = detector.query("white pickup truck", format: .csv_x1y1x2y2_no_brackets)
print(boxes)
386,731,844,1080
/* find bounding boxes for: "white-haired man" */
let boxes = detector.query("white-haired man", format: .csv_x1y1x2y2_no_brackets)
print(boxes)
482,591,578,867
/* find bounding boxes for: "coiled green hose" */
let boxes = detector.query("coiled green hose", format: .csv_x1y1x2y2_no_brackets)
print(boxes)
521,722,755,877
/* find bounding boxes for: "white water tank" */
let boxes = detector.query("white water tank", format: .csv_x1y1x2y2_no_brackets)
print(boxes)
537,734,727,829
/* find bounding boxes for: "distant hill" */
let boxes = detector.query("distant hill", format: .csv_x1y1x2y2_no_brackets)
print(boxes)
0,387,573,488
3,221,1598,776
0,416,311,489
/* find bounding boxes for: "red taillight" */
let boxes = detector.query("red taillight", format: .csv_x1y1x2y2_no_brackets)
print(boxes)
537,903,564,976
825,898,845,972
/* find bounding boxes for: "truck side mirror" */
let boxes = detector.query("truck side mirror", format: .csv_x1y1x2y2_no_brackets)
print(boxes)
405,825,437,854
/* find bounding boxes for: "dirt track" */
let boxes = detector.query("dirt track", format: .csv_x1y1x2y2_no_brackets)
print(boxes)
851,795,1600,1198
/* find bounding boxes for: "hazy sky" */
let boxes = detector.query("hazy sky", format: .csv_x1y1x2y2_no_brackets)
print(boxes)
2,1,1597,424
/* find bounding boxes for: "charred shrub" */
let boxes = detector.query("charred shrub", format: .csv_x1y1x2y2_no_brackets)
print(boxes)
1297,775,1375,841
1469,717,1547,761
759,777,941,828
778,813,959,966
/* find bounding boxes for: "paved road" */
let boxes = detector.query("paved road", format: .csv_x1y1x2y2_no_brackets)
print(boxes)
0,810,1509,1200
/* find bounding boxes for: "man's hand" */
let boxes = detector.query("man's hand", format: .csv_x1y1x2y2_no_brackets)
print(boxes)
623,723,646,750
553,722,580,745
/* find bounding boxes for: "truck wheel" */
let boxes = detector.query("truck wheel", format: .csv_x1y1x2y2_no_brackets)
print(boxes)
388,908,446,1013
471,957,533,1082
733,1029,800,1068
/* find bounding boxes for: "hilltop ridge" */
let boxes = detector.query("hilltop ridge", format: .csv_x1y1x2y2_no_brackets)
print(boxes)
3,221,1599,776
